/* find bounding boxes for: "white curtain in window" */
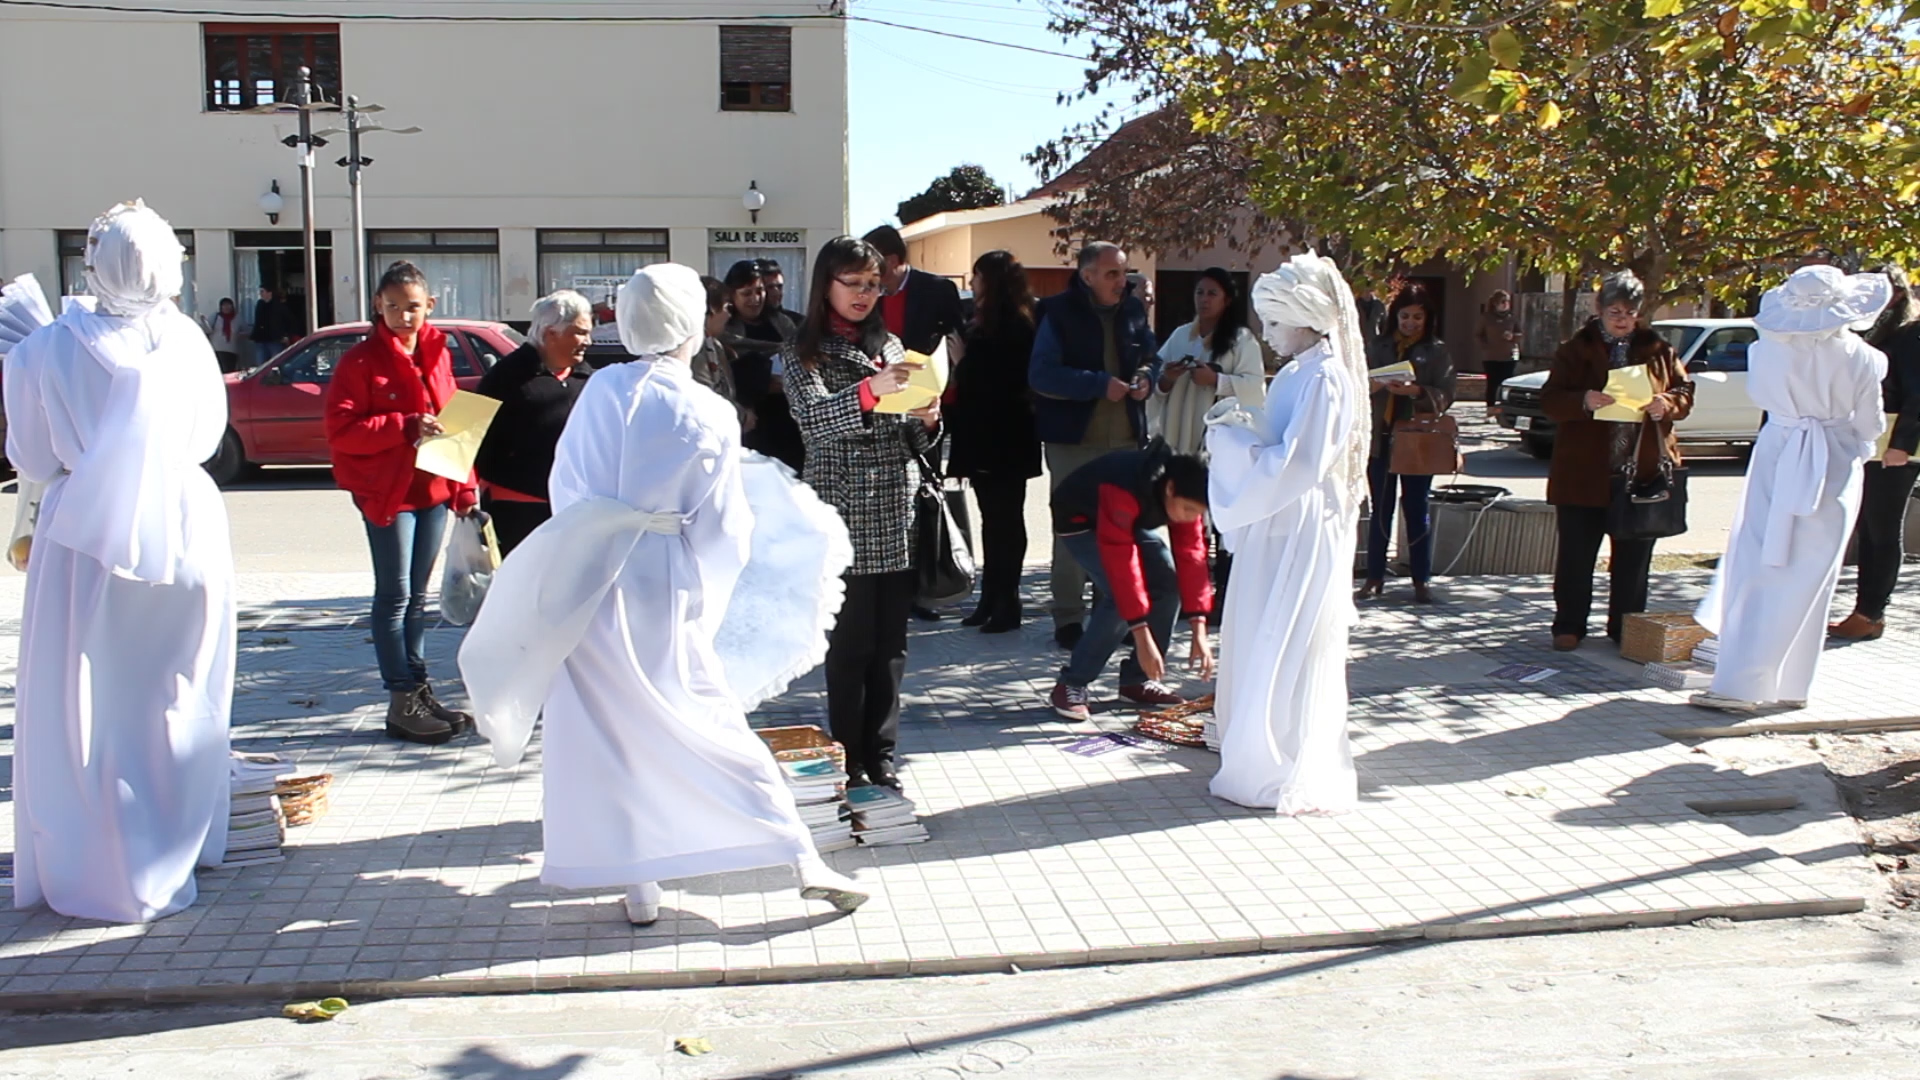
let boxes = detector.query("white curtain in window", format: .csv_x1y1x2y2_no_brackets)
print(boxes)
378,252,500,320
709,248,807,311
539,251,667,307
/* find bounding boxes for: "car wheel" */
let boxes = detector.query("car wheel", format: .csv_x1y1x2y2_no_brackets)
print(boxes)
204,428,249,486
1522,433,1555,459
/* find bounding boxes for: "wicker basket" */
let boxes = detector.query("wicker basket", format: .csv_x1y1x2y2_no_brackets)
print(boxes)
275,773,333,827
1619,612,1710,664
756,725,847,770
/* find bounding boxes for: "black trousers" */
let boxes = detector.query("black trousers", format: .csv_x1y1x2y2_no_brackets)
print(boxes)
1552,504,1655,639
481,495,552,557
1484,359,1518,407
971,477,1028,616
826,569,916,770
1853,461,1920,620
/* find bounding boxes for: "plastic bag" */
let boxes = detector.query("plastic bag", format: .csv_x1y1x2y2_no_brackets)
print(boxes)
439,514,497,627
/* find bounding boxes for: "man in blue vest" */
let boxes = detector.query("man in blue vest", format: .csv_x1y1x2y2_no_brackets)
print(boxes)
1029,242,1161,653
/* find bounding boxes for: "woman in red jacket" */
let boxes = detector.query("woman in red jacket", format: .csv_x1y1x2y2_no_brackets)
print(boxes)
324,261,478,744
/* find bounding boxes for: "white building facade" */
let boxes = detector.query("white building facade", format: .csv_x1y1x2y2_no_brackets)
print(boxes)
0,1,848,330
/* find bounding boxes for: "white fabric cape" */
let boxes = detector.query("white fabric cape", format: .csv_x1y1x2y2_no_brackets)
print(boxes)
1204,341,1361,814
1696,328,1886,704
4,303,235,922
457,359,851,887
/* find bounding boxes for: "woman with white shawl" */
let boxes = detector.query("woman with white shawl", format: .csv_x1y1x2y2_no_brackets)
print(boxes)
458,263,869,924
1693,265,1890,712
4,201,235,921
1203,252,1370,814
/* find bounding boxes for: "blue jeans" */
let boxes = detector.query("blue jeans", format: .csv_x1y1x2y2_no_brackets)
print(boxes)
254,340,279,367
364,503,449,692
1365,455,1434,582
1059,528,1179,688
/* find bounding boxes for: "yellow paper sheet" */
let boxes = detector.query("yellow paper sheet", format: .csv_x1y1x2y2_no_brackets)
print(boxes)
415,390,503,482
1875,413,1902,461
872,339,950,414
1594,363,1656,423
1368,360,1416,381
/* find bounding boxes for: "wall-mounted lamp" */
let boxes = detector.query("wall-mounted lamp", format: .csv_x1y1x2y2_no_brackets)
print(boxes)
742,180,766,225
258,180,285,225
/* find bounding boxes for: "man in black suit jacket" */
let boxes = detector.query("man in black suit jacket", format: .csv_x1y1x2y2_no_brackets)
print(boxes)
864,225,969,620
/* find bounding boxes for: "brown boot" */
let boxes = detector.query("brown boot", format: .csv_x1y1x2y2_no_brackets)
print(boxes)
385,688,454,745
1828,613,1886,641
418,684,474,736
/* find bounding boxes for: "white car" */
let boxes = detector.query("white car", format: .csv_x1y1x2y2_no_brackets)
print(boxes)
1495,318,1762,458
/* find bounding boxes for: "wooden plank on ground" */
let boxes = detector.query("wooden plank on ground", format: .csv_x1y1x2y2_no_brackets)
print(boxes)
1657,716,1920,740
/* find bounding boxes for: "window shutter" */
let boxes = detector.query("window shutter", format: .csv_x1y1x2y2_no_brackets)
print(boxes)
720,26,792,84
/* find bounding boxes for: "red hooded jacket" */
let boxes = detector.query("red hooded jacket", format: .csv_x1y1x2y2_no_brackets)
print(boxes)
324,320,477,526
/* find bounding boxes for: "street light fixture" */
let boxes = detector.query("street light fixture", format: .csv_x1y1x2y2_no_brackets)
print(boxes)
258,180,284,225
316,95,421,322
743,181,766,225
246,66,337,335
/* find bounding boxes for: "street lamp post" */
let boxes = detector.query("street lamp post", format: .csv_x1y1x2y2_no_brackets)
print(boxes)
250,68,336,335
317,97,421,323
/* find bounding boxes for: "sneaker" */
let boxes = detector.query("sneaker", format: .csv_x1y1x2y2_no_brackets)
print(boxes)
1049,682,1091,722
624,882,662,926
1689,691,1760,714
1119,680,1186,707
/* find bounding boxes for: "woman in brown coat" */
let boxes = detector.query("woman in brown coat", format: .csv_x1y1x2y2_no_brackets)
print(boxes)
1359,284,1455,603
1540,271,1693,650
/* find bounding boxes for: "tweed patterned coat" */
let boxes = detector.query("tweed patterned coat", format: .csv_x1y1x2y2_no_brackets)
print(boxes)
784,332,936,575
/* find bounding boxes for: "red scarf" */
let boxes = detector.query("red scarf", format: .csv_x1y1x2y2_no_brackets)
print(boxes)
218,311,235,339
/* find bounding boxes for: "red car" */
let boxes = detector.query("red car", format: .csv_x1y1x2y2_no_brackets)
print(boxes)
207,320,525,485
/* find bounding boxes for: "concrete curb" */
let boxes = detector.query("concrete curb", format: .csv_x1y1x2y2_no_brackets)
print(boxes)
0,895,1864,1013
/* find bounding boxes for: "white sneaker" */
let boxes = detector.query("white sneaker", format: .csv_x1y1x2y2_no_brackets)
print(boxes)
624,882,662,925
797,856,870,913
1690,692,1760,714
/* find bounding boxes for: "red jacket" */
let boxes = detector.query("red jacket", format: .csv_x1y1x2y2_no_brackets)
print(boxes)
1092,486,1211,629
324,321,477,526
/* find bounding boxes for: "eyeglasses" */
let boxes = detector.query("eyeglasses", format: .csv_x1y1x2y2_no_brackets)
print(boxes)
834,277,884,295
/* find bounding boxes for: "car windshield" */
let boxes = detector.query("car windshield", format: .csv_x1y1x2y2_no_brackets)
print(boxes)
496,326,527,348
1652,324,1705,357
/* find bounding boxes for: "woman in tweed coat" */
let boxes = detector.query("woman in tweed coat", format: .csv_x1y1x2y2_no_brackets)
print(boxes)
784,237,941,791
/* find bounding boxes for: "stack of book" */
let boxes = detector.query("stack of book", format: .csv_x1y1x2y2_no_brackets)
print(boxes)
847,785,929,846
1643,661,1713,690
780,756,855,853
225,752,291,867
1202,717,1221,753
1692,637,1721,668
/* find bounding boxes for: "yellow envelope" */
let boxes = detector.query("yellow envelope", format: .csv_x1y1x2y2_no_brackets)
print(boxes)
1875,413,1901,461
415,390,503,482
872,339,950,414
1594,363,1656,423
1368,360,1416,381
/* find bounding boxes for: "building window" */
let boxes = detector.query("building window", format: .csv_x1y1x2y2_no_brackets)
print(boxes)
60,229,198,316
203,24,342,111
369,231,500,320
720,26,792,112
537,230,671,317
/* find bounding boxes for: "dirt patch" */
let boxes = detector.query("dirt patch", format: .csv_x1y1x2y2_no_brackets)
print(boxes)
1813,728,1920,908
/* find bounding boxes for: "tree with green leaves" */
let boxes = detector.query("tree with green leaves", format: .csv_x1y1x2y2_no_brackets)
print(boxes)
896,164,1007,226
1036,1,1920,310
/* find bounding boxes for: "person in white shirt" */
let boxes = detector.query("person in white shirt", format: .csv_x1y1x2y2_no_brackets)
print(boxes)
1150,267,1268,455
202,296,242,372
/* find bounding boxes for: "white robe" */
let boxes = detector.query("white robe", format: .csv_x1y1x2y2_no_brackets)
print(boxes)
467,360,819,888
5,305,234,922
1697,328,1886,704
1205,342,1360,813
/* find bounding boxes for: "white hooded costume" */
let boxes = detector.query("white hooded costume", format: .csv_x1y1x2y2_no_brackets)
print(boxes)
1203,253,1370,814
4,202,235,922
457,263,866,916
1695,266,1890,708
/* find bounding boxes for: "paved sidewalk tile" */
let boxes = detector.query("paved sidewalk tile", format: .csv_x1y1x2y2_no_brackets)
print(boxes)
0,569,1883,1001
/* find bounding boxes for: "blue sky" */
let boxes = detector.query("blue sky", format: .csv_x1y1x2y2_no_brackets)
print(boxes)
845,0,1134,229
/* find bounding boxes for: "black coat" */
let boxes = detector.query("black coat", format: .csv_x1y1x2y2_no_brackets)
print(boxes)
948,317,1041,481
471,342,594,501
1876,321,1920,456
896,268,966,355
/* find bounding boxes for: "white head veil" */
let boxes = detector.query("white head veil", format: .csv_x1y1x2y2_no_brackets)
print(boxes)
615,262,707,357
85,200,184,319
1249,252,1371,516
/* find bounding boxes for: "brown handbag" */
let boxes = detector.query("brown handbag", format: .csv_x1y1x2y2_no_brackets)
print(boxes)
1388,388,1461,476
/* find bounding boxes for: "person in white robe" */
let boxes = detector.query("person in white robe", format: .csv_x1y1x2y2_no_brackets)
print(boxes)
458,263,869,925
1203,252,1371,814
4,202,235,922
1694,265,1891,712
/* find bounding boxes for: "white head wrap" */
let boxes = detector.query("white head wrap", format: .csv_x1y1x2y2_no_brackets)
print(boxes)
1754,264,1892,336
1249,251,1372,516
615,262,707,357
85,200,184,319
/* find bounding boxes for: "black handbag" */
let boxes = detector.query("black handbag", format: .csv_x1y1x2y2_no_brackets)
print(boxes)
912,450,976,606
1607,420,1689,540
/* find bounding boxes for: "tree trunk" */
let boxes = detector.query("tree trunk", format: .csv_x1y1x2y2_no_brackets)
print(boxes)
1558,271,1580,342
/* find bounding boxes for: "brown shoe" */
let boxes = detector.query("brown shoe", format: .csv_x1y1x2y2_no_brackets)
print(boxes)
1828,613,1885,641
384,688,454,745
1552,634,1581,653
418,684,474,736
1412,581,1434,605
1356,579,1385,600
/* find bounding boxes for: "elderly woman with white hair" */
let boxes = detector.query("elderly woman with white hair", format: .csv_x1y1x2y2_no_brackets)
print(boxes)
1202,252,1370,814
459,262,870,926
1694,265,1891,712
472,289,596,553
3,201,235,921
